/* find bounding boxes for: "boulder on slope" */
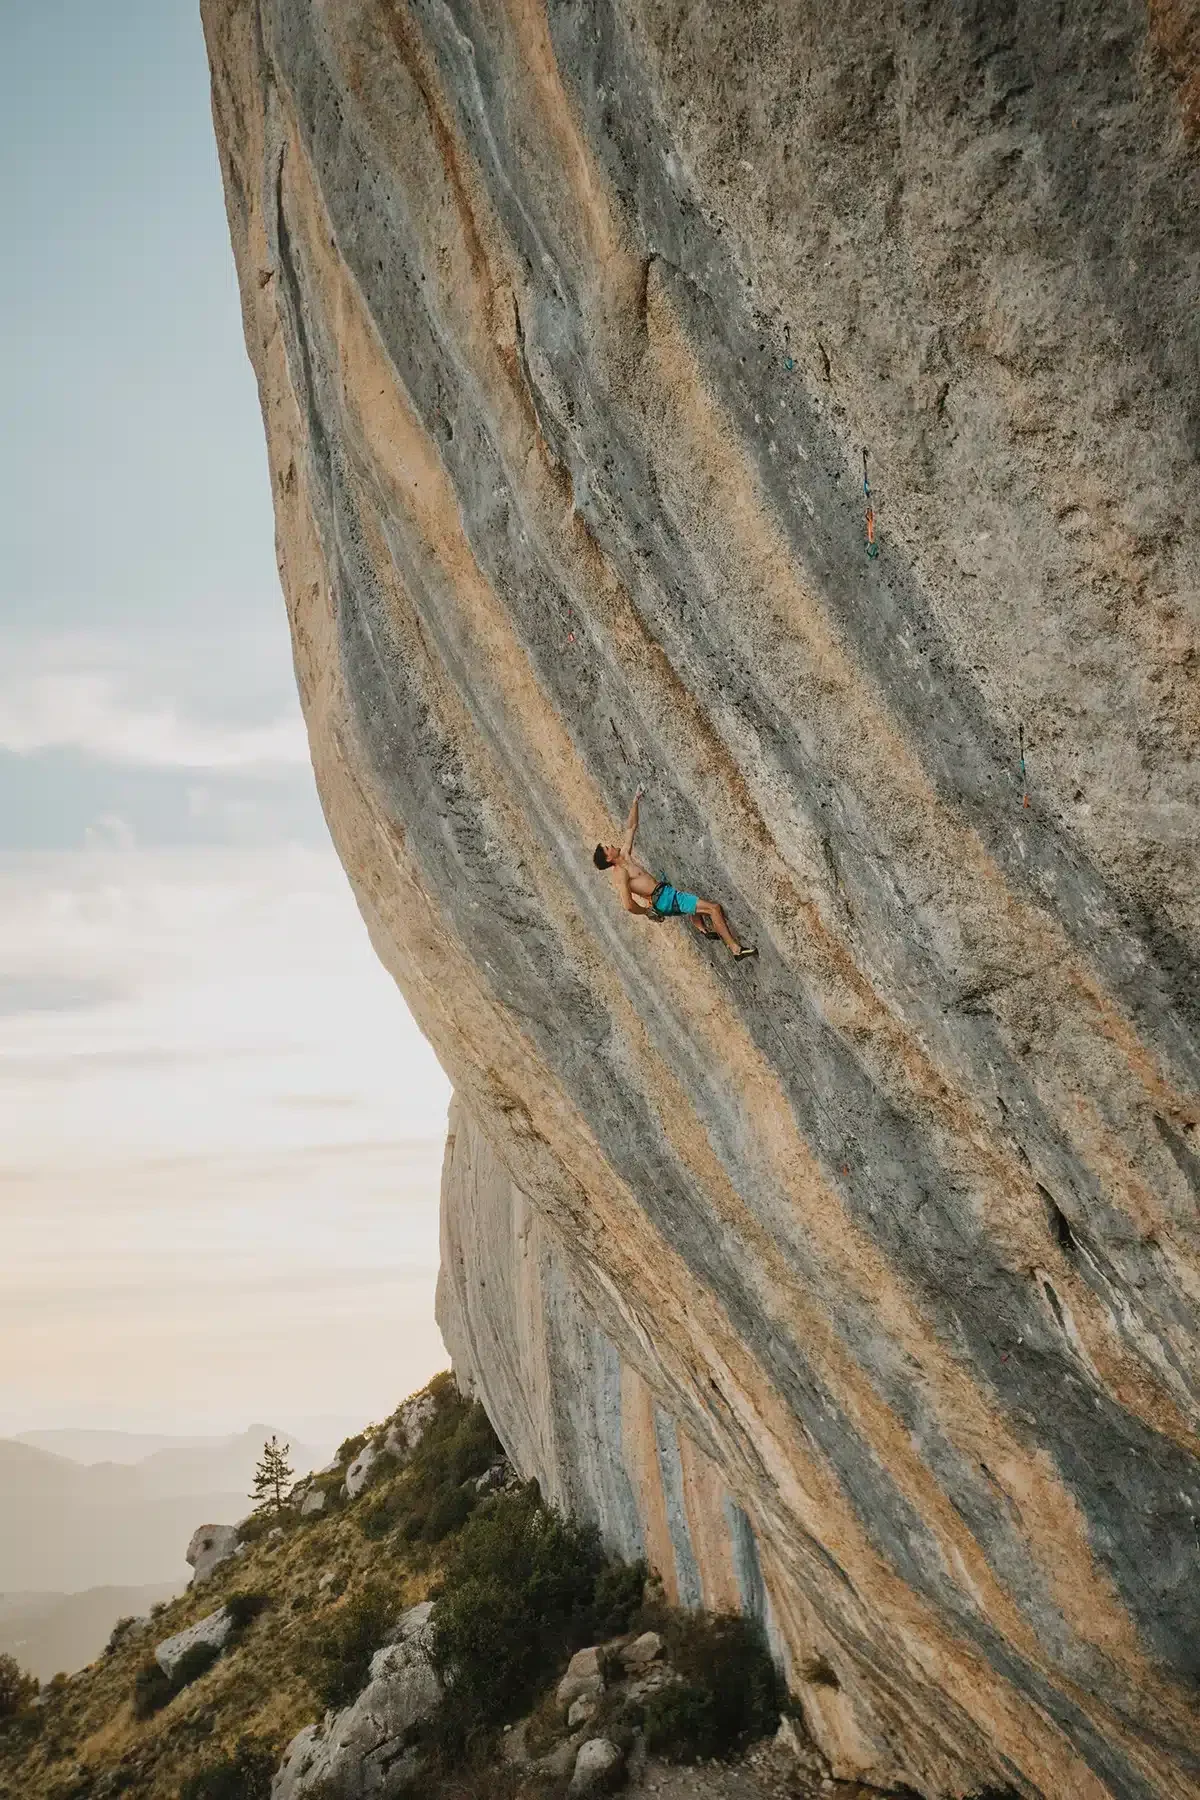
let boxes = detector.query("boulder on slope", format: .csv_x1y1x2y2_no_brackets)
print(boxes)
271,1612,441,1800
155,1608,232,1679
186,1523,239,1585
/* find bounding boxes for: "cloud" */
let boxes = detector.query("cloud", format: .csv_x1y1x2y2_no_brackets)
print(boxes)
0,975,122,1017
0,749,327,852
0,667,309,770
0,845,451,1168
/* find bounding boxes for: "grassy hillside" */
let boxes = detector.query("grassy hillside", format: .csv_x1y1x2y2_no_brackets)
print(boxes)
0,1378,477,1800
0,1375,787,1800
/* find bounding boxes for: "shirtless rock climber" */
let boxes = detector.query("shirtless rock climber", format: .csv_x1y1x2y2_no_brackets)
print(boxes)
593,787,757,959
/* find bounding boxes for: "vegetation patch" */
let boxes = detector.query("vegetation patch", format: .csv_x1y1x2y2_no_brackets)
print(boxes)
134,1638,224,1720
105,1617,140,1657
0,1653,38,1729
0,1376,786,1800
300,1583,396,1710
641,1611,783,1762
357,1392,501,1549
178,1737,277,1800
429,1484,643,1746
224,1592,271,1635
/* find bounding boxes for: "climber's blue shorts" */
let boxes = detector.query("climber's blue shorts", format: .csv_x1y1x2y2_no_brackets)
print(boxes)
651,880,699,917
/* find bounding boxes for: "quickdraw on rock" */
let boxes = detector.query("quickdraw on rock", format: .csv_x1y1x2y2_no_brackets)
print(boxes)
783,323,795,372
863,448,879,559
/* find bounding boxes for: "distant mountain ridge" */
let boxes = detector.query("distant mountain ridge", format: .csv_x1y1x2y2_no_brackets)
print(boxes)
0,1585,179,1683
0,1426,330,1590
16,1430,229,1465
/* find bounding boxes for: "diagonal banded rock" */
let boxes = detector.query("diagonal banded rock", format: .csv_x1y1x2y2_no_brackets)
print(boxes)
202,2,1200,1794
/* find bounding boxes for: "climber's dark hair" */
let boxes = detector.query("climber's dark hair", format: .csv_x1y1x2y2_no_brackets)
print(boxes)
593,844,613,870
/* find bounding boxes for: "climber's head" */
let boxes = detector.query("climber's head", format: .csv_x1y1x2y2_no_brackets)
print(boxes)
593,844,617,870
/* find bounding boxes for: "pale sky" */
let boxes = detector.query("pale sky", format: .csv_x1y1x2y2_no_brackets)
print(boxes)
0,2,452,1440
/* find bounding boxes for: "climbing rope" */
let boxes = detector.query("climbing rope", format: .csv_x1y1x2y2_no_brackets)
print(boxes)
862,449,879,559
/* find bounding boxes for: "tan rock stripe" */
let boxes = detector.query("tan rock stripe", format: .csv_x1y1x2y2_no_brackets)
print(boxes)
674,1431,742,1614
277,151,1200,1785
619,1365,680,1604
328,0,1199,1441
275,123,1196,1733
213,21,1200,1792
635,259,1197,1229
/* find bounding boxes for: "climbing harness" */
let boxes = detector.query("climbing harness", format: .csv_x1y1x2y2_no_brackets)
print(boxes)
1019,724,1030,809
863,449,879,559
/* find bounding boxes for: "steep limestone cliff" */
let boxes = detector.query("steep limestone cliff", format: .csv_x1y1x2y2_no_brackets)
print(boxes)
202,1,1200,1794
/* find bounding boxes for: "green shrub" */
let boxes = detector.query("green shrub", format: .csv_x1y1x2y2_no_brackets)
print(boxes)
429,1485,642,1743
172,1641,223,1688
235,1511,273,1546
132,1637,223,1719
356,1396,502,1549
0,1653,37,1722
225,1592,270,1633
592,1560,647,1637
415,1482,473,1544
179,1737,277,1800
104,1616,138,1655
133,1659,175,1719
357,1488,403,1542
642,1612,782,1762
336,1431,368,1465
303,1585,396,1710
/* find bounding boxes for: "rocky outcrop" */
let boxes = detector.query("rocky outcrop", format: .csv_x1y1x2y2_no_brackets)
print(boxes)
203,1,1200,1794
438,1103,777,1640
154,1608,232,1680
569,1738,624,1797
271,1604,440,1800
344,1391,438,1498
186,1523,239,1585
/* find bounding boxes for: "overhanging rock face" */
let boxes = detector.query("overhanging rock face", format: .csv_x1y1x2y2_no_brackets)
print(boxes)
202,1,1200,1793
436,1099,777,1626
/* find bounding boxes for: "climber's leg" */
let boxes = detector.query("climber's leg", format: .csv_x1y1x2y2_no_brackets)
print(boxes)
694,899,742,955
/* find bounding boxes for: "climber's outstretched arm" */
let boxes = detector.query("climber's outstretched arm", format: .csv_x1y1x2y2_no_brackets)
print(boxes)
620,785,644,857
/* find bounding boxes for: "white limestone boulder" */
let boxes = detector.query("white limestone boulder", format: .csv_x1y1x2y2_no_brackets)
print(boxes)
345,1440,383,1499
381,1600,434,1648
557,1645,604,1709
568,1738,623,1797
383,1391,438,1459
271,1634,441,1799
186,1523,239,1584
620,1630,663,1671
155,1608,232,1679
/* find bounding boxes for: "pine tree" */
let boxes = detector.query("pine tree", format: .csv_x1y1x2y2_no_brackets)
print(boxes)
251,1435,294,1514
0,1652,37,1719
